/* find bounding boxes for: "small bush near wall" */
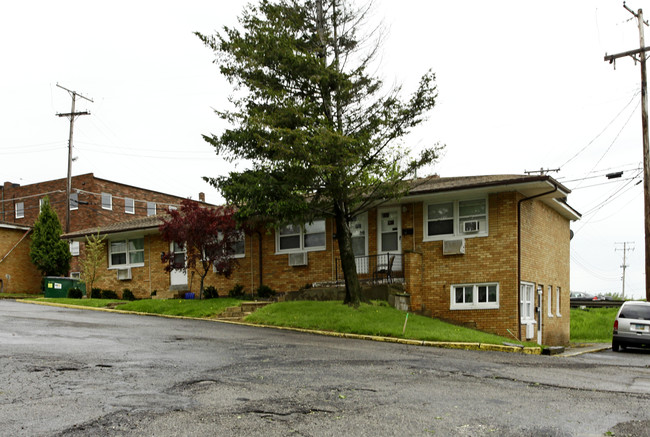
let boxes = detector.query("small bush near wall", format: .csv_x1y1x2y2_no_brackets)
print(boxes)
101,289,118,299
91,288,102,299
68,288,83,299
257,285,276,299
122,289,135,301
228,284,245,298
203,286,219,299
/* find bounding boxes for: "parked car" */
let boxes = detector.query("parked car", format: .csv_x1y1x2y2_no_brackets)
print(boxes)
612,301,650,352
570,291,599,301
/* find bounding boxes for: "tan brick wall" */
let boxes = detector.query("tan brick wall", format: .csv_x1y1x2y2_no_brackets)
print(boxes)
406,193,520,339
519,198,571,345
0,228,41,293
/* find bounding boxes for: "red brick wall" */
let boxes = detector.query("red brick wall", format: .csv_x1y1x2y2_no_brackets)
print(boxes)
0,227,41,293
3,174,193,276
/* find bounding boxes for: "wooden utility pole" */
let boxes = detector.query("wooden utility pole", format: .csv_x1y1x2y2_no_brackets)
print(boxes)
604,3,650,301
56,84,92,233
615,242,635,299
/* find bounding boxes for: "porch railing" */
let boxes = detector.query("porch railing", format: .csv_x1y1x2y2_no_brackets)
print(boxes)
335,253,404,284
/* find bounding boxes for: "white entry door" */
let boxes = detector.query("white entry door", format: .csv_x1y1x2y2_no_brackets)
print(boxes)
377,207,402,271
350,213,368,274
170,242,187,287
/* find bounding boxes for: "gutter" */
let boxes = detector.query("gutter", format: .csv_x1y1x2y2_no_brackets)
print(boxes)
517,183,558,340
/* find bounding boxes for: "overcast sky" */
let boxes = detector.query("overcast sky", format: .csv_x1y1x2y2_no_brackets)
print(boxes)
2,1,649,299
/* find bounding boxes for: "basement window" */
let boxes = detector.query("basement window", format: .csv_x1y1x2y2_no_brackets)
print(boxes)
450,282,499,310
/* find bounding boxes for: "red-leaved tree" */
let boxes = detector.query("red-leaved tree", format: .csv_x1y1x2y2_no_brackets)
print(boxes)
159,199,240,299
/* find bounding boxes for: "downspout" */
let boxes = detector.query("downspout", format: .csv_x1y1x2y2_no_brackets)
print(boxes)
256,230,263,288
517,184,558,340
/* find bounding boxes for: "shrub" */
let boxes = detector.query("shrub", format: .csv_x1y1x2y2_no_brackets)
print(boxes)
257,284,276,299
91,288,102,299
203,286,219,299
67,287,83,299
122,289,136,301
101,289,119,299
228,283,246,298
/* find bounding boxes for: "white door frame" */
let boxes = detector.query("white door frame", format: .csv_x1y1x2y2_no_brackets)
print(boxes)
170,242,187,287
350,212,369,274
377,207,402,271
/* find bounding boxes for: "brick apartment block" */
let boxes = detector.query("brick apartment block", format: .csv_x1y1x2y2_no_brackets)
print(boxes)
1,173,201,283
63,174,580,346
0,222,41,293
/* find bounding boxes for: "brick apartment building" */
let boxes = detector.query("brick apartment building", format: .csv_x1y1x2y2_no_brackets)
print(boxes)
0,222,41,293
0,173,203,280
63,174,580,346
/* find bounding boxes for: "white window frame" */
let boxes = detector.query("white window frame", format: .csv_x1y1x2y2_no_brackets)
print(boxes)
520,282,535,324
125,197,135,214
547,285,553,318
275,220,326,254
69,241,80,256
233,232,245,258
450,282,499,310
15,202,24,219
556,286,562,317
70,193,78,211
146,201,156,216
108,237,145,268
424,197,488,241
70,272,81,279
101,193,112,210
39,198,44,212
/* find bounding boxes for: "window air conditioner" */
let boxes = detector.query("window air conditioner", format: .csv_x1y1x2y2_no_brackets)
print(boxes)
116,268,132,281
525,322,535,340
442,239,465,256
288,252,308,266
463,220,480,233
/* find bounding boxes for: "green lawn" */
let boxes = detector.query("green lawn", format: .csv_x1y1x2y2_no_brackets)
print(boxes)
245,300,533,345
29,297,244,318
569,307,618,343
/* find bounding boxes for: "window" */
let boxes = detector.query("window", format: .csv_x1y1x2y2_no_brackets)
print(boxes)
233,232,245,258
69,241,80,256
39,198,44,212
15,202,24,219
109,238,144,267
556,286,562,317
520,282,535,323
450,282,498,310
424,198,487,240
547,285,553,318
101,193,112,210
125,198,135,214
70,193,78,210
276,220,326,253
70,272,80,279
147,202,156,216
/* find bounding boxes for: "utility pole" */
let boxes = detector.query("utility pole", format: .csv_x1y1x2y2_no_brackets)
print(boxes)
615,242,635,299
56,84,92,233
604,3,650,301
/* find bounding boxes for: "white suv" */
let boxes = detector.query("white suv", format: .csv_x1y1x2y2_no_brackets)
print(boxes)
612,301,650,352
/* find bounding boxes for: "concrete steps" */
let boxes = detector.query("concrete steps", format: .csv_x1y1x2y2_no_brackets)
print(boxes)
218,301,270,321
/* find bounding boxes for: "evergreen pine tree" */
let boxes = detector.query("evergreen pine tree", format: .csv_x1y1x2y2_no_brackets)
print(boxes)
30,196,71,277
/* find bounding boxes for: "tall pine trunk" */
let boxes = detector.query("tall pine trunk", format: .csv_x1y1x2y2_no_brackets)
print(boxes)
334,203,362,307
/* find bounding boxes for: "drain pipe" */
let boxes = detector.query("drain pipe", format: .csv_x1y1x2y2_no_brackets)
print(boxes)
517,183,558,340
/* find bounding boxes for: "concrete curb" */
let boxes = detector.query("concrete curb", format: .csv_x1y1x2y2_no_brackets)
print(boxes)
556,344,611,357
17,300,542,355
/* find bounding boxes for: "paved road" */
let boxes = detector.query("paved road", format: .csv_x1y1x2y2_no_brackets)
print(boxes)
1,300,649,437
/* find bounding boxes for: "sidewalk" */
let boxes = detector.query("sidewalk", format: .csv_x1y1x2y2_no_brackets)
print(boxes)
557,343,611,357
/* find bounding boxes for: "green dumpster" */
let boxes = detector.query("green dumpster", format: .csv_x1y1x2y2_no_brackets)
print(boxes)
44,277,86,298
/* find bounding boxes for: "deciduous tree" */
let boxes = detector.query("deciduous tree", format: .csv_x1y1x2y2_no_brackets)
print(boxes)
197,0,440,306
79,233,106,297
159,199,240,299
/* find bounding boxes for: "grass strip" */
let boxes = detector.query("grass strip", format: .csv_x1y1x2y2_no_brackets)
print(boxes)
245,300,532,345
569,307,618,343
